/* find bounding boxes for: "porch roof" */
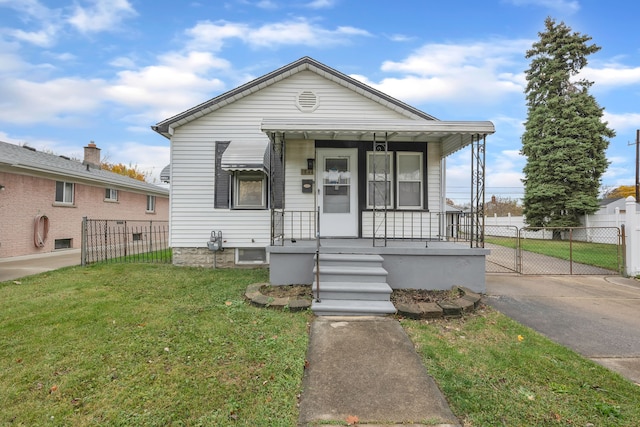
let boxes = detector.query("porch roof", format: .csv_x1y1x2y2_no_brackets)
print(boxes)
261,118,494,157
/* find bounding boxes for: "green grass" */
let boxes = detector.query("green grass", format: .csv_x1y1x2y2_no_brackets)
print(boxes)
485,236,621,272
93,248,173,264
0,264,311,426
403,308,640,426
2,265,639,426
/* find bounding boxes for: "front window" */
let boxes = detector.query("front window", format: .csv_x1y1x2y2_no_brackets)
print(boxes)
397,152,423,209
146,195,156,212
367,152,393,208
234,172,266,209
55,181,74,204
105,188,118,201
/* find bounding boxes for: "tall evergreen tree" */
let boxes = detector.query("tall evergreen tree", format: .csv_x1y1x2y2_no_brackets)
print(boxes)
521,18,615,228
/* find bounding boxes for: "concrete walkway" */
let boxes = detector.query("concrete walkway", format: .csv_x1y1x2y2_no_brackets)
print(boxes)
486,274,640,385
298,316,460,426
0,250,81,282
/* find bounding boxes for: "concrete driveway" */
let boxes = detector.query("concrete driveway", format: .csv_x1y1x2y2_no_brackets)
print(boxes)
0,250,81,282
485,274,640,385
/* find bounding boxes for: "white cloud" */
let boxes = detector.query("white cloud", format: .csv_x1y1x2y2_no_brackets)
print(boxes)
581,64,640,88
102,141,170,184
0,0,62,47
186,18,370,51
186,20,248,51
0,77,106,125
110,56,137,68
506,0,580,14
603,111,640,133
105,51,228,121
387,34,415,42
0,0,51,18
44,51,76,62
68,0,137,33
255,0,278,9
351,39,531,105
0,40,32,74
7,25,59,48
305,0,337,9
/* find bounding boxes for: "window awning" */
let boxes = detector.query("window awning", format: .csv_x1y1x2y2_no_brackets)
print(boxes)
221,140,270,172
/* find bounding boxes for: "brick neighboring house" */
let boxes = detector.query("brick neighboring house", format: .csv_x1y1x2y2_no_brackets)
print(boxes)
0,141,169,259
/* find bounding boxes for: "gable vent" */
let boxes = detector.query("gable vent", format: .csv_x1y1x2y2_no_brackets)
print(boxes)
296,90,319,112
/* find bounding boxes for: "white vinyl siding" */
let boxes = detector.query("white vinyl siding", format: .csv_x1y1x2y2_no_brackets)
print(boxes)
169,71,412,248
426,143,442,212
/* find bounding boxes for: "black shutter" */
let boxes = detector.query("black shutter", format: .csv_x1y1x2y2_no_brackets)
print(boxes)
270,143,284,209
214,141,231,208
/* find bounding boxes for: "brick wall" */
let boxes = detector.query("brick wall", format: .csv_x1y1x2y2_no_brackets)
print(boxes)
0,171,168,258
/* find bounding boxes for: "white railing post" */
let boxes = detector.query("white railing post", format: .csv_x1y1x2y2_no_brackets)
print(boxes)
625,196,639,277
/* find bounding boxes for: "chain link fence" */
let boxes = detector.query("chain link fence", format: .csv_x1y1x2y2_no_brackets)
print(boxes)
81,218,171,265
483,225,622,275
484,226,519,273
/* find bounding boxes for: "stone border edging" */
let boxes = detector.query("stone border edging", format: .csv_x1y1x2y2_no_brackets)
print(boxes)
395,286,482,319
245,283,482,318
245,283,311,312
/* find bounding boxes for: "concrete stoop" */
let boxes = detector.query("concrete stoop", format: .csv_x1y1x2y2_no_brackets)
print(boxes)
312,253,396,316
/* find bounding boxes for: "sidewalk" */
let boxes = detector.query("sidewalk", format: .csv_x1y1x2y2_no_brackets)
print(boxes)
0,250,81,282
298,316,460,426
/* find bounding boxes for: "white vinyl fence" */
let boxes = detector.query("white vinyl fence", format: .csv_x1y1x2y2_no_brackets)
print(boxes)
623,197,640,276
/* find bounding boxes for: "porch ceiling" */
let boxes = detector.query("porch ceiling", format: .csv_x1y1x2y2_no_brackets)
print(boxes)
261,118,495,157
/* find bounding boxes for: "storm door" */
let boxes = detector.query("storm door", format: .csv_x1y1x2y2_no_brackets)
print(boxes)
317,148,358,237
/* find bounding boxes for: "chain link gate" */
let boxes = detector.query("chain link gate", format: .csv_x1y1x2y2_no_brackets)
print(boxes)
483,225,623,275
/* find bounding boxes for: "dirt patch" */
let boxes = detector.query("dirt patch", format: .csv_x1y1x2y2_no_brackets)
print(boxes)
260,284,314,299
390,288,461,305
259,284,460,305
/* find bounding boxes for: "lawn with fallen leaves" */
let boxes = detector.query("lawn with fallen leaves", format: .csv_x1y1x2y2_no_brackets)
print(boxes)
403,307,640,426
0,264,310,426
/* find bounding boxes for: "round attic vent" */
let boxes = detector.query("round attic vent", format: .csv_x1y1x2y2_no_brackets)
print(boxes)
296,90,319,112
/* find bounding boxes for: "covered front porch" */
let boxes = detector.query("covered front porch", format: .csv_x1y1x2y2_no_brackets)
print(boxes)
262,118,492,315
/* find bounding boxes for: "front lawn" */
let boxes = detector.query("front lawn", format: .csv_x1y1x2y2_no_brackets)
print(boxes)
0,264,310,426
1,264,638,426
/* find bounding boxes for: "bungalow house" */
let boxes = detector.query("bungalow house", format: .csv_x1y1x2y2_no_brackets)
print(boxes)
0,141,169,259
153,57,493,315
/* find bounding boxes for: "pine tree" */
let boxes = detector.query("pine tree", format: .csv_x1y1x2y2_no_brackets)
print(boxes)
521,17,615,229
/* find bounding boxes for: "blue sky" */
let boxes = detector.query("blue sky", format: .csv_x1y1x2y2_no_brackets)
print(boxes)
1,0,639,203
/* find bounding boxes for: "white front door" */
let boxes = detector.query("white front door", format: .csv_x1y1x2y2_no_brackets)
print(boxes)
317,148,358,237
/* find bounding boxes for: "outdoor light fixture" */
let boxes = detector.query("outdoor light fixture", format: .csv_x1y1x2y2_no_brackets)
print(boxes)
0,185,4,191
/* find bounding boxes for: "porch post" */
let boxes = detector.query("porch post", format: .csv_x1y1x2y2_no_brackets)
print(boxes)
269,132,285,245
470,134,486,248
372,132,389,247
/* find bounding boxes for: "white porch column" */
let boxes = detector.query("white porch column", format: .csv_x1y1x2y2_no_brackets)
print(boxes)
625,196,639,276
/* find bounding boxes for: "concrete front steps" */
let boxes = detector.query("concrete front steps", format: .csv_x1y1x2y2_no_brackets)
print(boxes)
311,253,397,316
